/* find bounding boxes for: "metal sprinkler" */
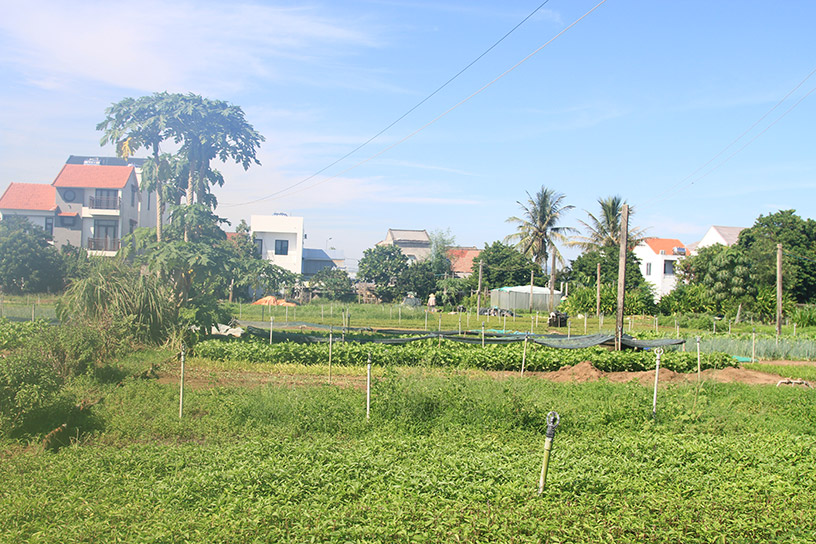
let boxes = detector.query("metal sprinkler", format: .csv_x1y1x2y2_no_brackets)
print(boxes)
538,411,560,493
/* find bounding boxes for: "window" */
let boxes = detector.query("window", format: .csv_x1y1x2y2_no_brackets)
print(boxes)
645,263,652,276
147,191,151,211
44,217,54,236
663,260,675,275
60,215,75,227
131,185,137,207
275,239,289,255
254,238,263,258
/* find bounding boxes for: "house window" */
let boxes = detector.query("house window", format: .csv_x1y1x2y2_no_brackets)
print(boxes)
664,260,675,275
131,185,137,207
645,263,652,276
60,215,76,227
275,239,289,256
147,191,151,211
254,238,263,258
44,217,54,236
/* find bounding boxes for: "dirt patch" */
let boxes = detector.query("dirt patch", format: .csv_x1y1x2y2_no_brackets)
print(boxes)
158,368,366,390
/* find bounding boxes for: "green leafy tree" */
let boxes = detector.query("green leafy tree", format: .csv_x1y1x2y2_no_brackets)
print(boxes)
311,267,355,302
700,247,757,314
736,210,816,303
505,186,576,270
357,245,409,303
398,261,437,301
0,216,64,294
468,241,542,292
569,246,647,290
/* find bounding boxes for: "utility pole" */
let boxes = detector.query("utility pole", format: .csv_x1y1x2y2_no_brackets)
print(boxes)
529,269,535,313
777,243,783,338
615,204,629,350
549,252,556,313
476,260,484,317
596,262,601,318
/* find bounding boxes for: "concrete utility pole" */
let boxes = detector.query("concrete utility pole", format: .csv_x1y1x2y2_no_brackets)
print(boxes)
549,252,556,313
476,260,484,317
615,204,629,351
529,270,535,312
596,262,601,318
777,243,783,338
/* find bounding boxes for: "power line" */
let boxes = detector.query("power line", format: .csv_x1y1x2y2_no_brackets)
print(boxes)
239,0,608,204
641,66,816,209
222,0,556,208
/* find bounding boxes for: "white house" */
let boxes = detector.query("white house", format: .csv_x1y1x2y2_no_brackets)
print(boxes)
633,238,687,300
0,156,155,256
689,225,745,254
250,214,304,275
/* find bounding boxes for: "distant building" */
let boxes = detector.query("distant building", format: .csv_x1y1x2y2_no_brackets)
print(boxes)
633,238,688,300
688,225,745,254
377,229,431,263
0,157,156,256
447,246,480,278
250,214,337,278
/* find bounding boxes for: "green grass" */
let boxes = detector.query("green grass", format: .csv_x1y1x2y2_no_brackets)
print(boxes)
2,358,816,543
744,363,816,382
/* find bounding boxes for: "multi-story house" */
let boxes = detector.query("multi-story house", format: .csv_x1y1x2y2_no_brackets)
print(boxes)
0,156,156,256
377,229,431,263
249,214,337,279
633,237,687,300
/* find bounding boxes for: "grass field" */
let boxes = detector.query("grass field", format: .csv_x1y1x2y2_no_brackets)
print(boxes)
1,353,815,543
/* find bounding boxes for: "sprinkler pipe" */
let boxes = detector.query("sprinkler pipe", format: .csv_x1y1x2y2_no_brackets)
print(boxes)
538,411,560,493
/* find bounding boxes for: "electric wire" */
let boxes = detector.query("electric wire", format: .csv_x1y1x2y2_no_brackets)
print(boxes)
640,66,816,209
247,0,607,203
222,0,556,208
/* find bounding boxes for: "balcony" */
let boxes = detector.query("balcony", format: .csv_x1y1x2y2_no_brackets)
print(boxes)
89,195,120,210
87,237,120,251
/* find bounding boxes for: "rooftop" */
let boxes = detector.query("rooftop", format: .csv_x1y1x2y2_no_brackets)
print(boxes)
53,164,135,189
0,182,57,211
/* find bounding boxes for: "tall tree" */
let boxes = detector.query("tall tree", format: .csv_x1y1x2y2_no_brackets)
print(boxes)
569,195,647,251
505,187,575,271
98,95,170,241
357,245,409,302
0,216,64,294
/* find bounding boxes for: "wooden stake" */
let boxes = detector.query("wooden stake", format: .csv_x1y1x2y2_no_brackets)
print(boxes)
615,205,629,350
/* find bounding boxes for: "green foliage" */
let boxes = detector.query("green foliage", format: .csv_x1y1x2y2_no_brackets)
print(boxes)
736,209,816,303
398,260,437,301
657,283,713,314
0,318,49,351
195,334,733,373
357,244,408,302
791,305,816,327
57,259,176,344
559,284,656,316
310,267,355,302
2,372,816,542
569,195,647,251
0,216,64,294
505,186,576,267
468,241,541,291
569,246,647,290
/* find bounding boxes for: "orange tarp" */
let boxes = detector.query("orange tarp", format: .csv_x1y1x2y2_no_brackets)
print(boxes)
251,296,296,306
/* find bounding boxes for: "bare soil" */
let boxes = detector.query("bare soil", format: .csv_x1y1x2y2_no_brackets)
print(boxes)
158,360,816,390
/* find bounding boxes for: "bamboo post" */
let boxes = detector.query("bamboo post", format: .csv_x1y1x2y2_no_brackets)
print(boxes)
777,244,783,339
458,314,462,335
481,322,485,348
752,328,756,363
269,317,273,344
503,314,506,333
696,336,701,383
521,334,528,376
584,314,587,334
425,311,428,331
567,320,571,339
615,204,629,350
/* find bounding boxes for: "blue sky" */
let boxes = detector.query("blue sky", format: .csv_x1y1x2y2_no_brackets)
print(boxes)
1,0,814,269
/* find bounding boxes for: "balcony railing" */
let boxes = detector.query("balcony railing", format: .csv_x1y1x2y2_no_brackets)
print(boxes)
87,237,120,251
88,196,120,210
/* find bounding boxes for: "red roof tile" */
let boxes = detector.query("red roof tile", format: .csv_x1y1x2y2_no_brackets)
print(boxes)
448,247,480,275
52,164,134,189
644,238,686,255
0,182,57,211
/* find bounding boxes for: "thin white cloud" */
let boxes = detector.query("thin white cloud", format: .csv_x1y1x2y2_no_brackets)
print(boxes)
0,1,383,93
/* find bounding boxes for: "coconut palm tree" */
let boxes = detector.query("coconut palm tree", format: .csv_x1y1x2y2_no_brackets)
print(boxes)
505,187,576,270
569,195,647,251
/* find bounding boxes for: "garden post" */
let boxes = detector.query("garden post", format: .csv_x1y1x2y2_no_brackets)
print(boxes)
366,354,371,421
179,346,186,419
652,348,663,420
538,412,560,493
328,326,333,385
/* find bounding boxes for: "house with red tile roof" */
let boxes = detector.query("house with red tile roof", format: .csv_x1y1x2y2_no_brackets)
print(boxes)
447,246,480,278
0,157,157,255
633,237,688,300
0,183,58,237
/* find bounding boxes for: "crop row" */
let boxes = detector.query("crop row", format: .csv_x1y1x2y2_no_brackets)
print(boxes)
194,335,736,373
